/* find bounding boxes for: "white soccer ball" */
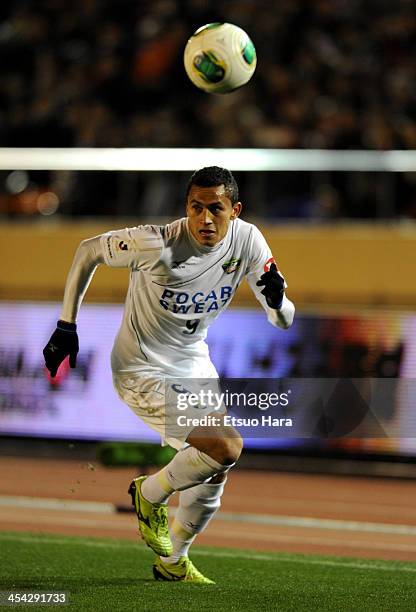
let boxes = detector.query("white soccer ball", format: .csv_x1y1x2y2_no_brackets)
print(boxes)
183,22,257,94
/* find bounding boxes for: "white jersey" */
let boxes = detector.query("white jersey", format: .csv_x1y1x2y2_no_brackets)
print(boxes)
100,217,289,376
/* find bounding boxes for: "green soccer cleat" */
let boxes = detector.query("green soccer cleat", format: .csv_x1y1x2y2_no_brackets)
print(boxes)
153,556,215,584
128,476,173,556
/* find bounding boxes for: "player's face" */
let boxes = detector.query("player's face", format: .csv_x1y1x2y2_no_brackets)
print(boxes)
186,184,242,246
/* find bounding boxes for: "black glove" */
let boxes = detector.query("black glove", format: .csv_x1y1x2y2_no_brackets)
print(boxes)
43,320,79,377
256,262,285,309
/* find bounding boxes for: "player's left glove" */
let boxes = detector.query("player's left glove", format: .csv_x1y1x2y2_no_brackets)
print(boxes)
43,320,79,377
256,262,285,309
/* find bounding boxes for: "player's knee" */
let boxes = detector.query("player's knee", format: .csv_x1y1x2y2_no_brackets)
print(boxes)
188,425,243,465
209,471,227,484
231,433,244,462
215,433,243,465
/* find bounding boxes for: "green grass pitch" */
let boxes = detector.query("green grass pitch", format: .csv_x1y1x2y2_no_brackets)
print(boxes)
0,532,415,611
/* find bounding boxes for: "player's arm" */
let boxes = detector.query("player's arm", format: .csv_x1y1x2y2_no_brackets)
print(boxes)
43,236,104,377
43,226,163,377
245,226,295,330
60,236,105,323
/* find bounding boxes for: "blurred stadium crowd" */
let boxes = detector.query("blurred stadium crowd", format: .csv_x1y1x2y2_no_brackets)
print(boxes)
0,0,415,218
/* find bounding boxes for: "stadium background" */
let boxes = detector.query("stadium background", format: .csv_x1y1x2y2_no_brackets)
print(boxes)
1,0,416,596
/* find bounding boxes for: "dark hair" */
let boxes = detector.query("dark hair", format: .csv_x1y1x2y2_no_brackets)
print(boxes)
186,166,239,204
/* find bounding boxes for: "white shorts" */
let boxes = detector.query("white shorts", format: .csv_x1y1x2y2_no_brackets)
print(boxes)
113,370,225,450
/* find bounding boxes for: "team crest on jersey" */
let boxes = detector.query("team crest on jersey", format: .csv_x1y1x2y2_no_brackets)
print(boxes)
222,258,241,274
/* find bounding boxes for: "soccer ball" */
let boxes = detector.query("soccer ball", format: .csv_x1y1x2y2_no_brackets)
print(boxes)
183,22,257,94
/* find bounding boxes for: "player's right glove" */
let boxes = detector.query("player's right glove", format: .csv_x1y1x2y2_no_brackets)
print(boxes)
256,262,285,309
43,320,79,377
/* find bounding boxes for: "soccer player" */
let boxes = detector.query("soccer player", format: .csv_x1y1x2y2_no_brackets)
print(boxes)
43,166,295,583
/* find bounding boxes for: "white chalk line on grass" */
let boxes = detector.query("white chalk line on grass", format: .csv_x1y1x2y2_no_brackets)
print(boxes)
2,509,416,553
1,495,416,537
0,496,113,514
0,509,133,531
0,532,415,573
216,512,416,536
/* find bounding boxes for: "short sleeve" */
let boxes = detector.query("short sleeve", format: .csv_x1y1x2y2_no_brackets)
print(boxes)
100,225,163,269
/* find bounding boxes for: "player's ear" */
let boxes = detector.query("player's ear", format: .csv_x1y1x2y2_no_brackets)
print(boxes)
230,201,242,220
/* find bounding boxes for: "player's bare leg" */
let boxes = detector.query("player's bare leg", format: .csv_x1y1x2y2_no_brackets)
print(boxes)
186,415,243,465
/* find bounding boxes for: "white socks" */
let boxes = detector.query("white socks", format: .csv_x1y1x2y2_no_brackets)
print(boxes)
162,523,196,563
162,478,226,563
141,446,230,504
174,478,226,534
140,447,232,565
